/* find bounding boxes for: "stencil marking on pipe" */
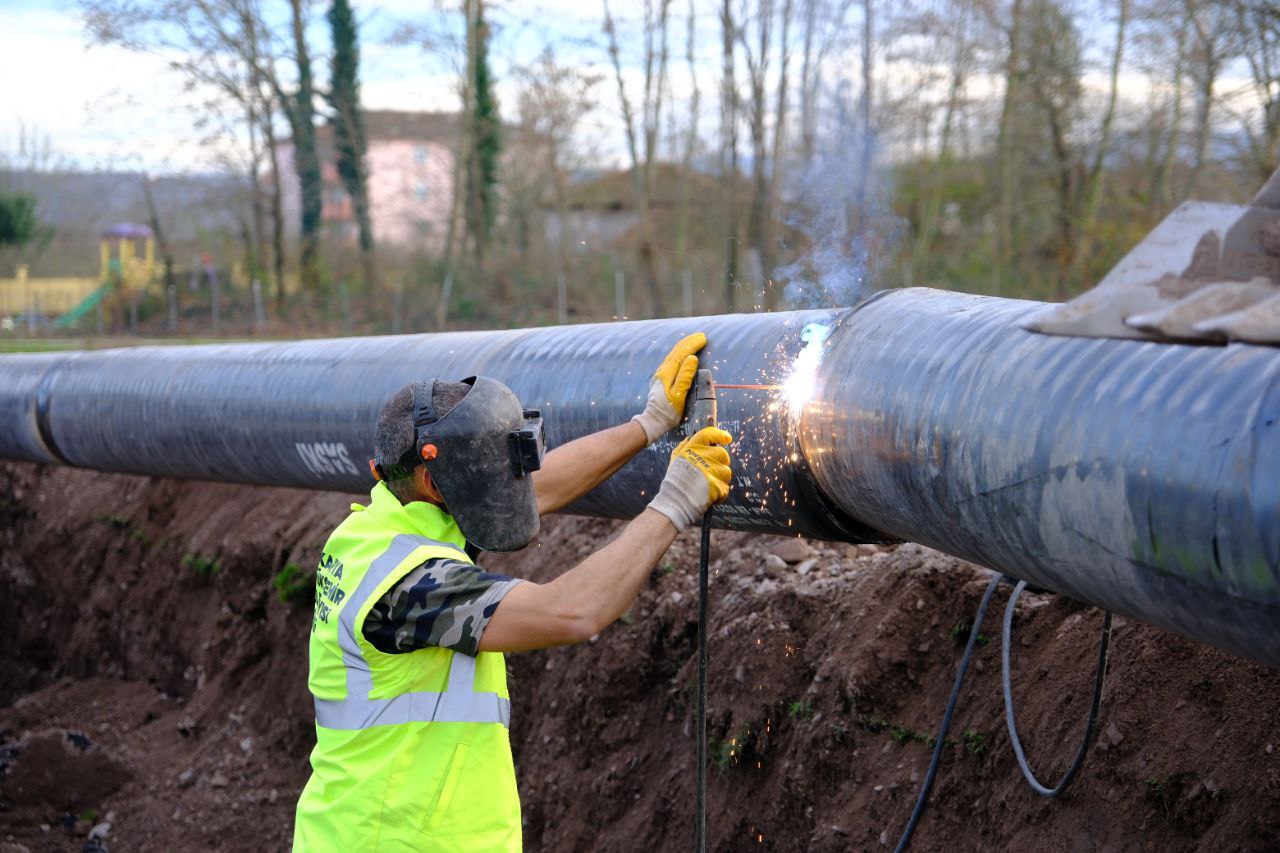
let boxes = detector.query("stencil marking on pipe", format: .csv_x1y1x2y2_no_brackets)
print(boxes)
296,442,360,478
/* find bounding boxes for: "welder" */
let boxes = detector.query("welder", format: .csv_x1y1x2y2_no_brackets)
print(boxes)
293,333,733,852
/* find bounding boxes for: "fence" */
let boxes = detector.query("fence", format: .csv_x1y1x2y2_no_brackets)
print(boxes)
0,272,99,315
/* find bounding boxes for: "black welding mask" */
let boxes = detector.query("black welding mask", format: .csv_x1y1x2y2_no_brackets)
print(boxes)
407,376,543,552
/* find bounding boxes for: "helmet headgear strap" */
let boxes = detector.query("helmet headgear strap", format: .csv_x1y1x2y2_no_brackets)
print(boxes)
369,380,443,482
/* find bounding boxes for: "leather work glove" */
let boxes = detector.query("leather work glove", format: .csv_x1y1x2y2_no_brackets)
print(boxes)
648,427,733,531
631,332,708,444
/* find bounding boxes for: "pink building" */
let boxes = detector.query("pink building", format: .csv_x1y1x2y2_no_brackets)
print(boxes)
275,111,460,250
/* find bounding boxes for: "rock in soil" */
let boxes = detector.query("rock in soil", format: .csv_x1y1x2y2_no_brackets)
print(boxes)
769,537,813,563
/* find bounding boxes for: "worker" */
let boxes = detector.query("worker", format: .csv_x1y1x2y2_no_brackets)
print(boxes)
293,333,733,851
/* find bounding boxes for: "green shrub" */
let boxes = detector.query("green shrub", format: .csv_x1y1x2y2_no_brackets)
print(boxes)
787,701,814,720
710,725,754,769
963,729,988,756
273,563,315,604
95,514,130,531
182,553,220,576
950,622,990,647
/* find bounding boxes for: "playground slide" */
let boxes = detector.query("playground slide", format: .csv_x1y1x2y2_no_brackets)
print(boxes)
52,283,110,329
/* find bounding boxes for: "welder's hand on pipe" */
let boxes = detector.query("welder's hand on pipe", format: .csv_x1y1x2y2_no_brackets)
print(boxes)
631,332,707,444
647,426,733,531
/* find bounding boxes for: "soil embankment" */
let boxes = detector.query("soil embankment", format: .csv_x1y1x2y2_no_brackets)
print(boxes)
1,462,1277,851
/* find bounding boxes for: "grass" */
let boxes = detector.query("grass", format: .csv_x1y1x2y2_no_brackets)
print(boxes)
0,336,265,354
858,716,974,751
963,728,988,756
786,700,814,720
657,561,677,577
859,716,927,743
0,338,83,353
1142,776,1172,813
890,723,915,744
273,563,314,604
182,553,221,577
710,724,755,769
94,513,130,531
951,621,991,647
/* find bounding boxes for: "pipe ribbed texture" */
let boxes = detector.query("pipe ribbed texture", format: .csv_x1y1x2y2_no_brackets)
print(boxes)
802,289,1280,668
0,287,1277,667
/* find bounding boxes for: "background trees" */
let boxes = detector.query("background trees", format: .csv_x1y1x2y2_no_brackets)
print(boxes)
0,193,43,251
8,0,1278,333
327,0,376,291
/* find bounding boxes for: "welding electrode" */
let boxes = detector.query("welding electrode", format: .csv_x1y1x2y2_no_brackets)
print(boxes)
681,368,716,853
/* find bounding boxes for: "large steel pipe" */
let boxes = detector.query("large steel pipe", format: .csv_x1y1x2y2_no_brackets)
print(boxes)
0,351,66,465
802,288,1280,668
0,311,873,542
0,287,1277,666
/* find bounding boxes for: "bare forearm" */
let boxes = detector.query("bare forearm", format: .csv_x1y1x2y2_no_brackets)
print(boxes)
550,509,676,632
533,421,648,515
477,509,677,652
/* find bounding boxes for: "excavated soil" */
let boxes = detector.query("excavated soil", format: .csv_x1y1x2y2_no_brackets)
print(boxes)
0,461,1278,852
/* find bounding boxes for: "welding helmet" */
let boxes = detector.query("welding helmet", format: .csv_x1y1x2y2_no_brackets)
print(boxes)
372,376,544,552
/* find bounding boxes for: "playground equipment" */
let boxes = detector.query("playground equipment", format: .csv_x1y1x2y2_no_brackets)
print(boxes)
54,222,156,330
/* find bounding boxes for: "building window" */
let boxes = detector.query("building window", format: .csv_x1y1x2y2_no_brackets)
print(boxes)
414,182,429,202
414,145,428,165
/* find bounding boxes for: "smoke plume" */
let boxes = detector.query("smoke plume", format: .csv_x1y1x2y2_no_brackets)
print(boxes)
774,82,904,309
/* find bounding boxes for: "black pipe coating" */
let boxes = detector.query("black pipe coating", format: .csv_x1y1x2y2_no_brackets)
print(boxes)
803,288,1280,668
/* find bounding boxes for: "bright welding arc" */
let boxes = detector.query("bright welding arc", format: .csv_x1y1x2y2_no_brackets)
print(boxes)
717,324,833,421
780,322,832,419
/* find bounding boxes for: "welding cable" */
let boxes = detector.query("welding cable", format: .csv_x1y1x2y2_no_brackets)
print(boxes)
894,572,1003,853
695,507,713,853
1001,579,1113,797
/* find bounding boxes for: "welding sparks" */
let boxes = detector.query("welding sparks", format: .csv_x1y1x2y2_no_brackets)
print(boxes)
780,323,831,419
715,323,831,419
781,348,819,416
704,320,834,519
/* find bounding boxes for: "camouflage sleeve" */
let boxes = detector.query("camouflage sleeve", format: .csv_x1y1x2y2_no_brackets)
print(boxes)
362,557,522,656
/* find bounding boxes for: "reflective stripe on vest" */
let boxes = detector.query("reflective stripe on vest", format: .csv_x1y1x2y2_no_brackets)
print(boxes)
314,532,511,731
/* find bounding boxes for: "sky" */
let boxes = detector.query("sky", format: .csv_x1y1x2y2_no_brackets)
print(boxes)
1,2,204,170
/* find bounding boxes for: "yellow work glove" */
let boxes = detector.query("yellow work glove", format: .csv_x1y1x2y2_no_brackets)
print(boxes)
647,427,733,531
631,332,707,444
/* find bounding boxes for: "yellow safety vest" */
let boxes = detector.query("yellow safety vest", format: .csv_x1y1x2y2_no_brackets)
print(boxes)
294,483,521,852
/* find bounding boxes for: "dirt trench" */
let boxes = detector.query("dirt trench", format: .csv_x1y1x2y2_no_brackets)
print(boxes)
0,461,1278,852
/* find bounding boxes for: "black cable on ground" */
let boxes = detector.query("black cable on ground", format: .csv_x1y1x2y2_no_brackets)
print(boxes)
695,508,713,853
894,572,1003,853
895,575,1116,850
1002,578,1113,797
